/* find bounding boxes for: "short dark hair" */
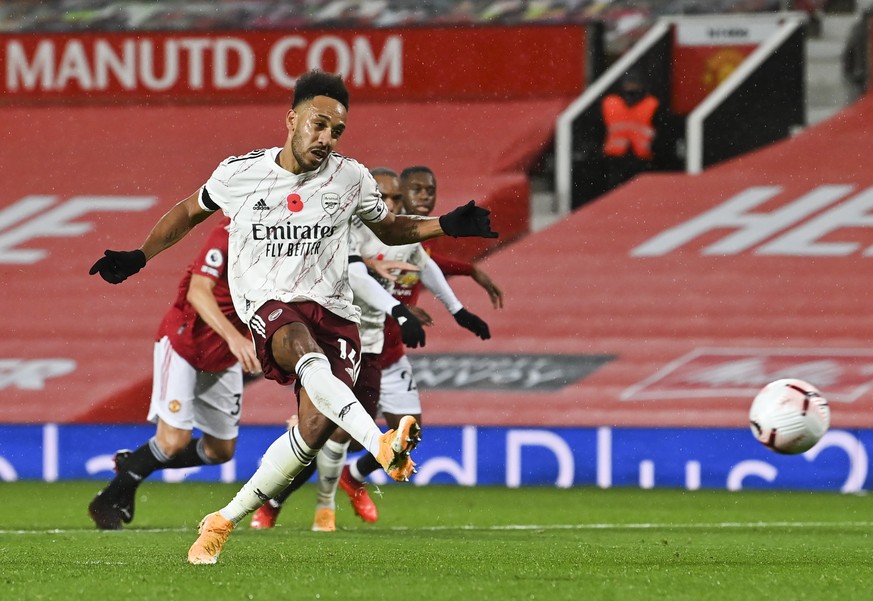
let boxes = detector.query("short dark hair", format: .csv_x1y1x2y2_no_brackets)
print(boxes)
292,70,349,110
400,165,435,181
370,167,398,178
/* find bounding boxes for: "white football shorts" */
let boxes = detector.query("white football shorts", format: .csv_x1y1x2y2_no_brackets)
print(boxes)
379,354,422,415
147,336,243,440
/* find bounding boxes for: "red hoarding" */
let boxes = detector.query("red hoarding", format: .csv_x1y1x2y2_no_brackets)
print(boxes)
0,25,587,105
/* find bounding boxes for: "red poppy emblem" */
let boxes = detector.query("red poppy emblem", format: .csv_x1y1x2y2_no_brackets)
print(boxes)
287,193,303,212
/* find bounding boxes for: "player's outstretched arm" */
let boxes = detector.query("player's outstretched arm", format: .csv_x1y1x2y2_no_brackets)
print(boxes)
187,274,262,375
89,192,212,284
420,257,491,340
366,200,498,245
471,266,504,309
349,260,426,348
362,257,420,283
452,307,491,340
430,252,502,309
438,200,499,239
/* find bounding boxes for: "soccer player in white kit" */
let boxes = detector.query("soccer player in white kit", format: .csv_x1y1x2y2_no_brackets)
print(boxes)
89,70,498,564
247,167,490,530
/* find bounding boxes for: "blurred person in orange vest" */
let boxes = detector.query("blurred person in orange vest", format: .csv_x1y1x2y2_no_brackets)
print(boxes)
601,71,660,190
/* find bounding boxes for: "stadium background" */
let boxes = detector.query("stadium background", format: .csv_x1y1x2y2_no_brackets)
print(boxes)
2,0,873,493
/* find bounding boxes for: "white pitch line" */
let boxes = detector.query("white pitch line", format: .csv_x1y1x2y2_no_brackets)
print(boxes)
388,521,873,531
2,521,873,535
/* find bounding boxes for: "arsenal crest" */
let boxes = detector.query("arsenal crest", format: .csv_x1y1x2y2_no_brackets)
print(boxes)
321,192,340,215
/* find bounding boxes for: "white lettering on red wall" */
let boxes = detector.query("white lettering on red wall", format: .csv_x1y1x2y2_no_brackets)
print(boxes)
0,26,587,104
5,35,402,93
0,195,155,264
632,185,873,257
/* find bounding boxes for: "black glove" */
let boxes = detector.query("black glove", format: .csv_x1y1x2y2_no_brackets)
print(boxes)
439,200,499,239
391,304,426,349
453,308,491,340
89,249,147,284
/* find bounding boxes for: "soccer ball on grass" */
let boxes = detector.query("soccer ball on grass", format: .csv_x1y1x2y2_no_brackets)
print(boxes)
748,378,830,454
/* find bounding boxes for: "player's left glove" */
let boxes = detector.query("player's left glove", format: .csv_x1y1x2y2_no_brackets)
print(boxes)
89,249,146,284
453,308,491,340
439,200,498,239
392,304,427,349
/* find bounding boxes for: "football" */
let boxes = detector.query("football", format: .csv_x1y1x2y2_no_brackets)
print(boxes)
748,378,830,454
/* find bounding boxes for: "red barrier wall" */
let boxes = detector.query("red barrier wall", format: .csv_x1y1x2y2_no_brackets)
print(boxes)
0,96,565,424
405,96,873,429
0,25,587,105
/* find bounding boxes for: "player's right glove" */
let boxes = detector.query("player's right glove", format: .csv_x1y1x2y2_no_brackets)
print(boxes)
89,249,147,284
453,308,491,340
391,304,426,349
438,200,499,239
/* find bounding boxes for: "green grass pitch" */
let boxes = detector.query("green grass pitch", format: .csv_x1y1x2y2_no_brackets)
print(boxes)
1,482,871,600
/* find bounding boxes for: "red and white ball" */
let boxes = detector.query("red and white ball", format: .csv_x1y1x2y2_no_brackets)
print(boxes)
749,378,830,454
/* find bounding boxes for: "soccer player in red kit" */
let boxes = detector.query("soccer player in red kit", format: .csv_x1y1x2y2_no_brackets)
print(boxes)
88,216,261,530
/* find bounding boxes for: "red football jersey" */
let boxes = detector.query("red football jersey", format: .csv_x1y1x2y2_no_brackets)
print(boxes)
156,217,247,372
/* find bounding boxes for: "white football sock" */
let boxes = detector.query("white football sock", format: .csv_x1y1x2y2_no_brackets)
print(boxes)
219,425,316,524
315,439,349,510
296,352,382,457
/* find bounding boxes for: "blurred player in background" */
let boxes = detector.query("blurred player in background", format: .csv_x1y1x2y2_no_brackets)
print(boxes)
338,165,504,521
88,216,261,530
399,165,504,310
249,167,492,529
88,70,497,563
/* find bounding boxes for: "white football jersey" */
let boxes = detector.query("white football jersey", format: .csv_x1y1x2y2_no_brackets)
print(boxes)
349,217,429,353
198,147,388,324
